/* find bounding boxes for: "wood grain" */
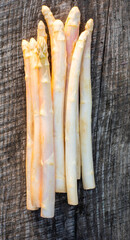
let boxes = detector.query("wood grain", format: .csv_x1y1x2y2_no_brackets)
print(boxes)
0,0,129,239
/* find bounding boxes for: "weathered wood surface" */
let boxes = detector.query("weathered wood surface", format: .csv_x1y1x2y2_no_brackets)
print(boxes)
0,0,129,239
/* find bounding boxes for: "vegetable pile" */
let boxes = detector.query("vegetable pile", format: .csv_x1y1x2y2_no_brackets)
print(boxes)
22,6,95,218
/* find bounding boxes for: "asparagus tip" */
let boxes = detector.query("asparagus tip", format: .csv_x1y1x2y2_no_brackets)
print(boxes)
85,19,94,32
30,38,37,50
22,39,29,51
42,5,51,15
38,20,45,30
37,20,47,41
79,30,88,42
65,6,80,27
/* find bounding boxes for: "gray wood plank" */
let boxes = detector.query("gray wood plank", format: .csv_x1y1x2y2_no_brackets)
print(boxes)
0,0,129,239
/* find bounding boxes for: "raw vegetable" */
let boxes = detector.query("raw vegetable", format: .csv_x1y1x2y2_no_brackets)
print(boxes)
22,40,38,210
29,38,41,208
37,32,55,217
64,6,81,179
52,20,66,193
22,5,96,217
80,19,95,190
65,29,88,205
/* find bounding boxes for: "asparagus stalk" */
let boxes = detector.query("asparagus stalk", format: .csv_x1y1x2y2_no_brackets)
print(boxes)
64,6,81,180
80,19,95,190
29,38,41,208
22,40,38,210
76,92,81,180
37,33,55,218
52,20,66,193
65,29,88,205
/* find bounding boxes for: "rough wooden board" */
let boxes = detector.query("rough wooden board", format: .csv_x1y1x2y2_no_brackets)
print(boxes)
0,0,129,239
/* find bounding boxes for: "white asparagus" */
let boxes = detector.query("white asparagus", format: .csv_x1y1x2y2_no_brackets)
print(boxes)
80,19,95,190
42,6,55,70
65,29,88,205
42,9,66,192
29,38,41,208
52,20,66,193
64,6,81,180
37,35,55,218
42,6,55,36
22,40,38,210
64,7,80,85
37,20,47,42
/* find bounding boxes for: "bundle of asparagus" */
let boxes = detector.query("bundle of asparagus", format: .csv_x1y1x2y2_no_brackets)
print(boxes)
22,6,95,218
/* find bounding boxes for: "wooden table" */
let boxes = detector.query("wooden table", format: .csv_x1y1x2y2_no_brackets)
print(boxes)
0,0,129,239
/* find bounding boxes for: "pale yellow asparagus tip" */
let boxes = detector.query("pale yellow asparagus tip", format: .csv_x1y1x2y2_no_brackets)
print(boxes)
65,6,80,26
22,39,29,52
37,21,47,41
79,29,88,41
38,20,45,30
29,38,37,49
53,19,64,32
42,5,51,15
42,5,55,20
22,40,30,59
85,19,94,32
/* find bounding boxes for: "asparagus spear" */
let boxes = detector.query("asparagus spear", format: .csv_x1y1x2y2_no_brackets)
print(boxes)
42,8,66,193
52,20,66,193
22,40,38,210
80,19,95,190
37,32,55,218
29,38,41,208
64,6,81,180
65,29,88,205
